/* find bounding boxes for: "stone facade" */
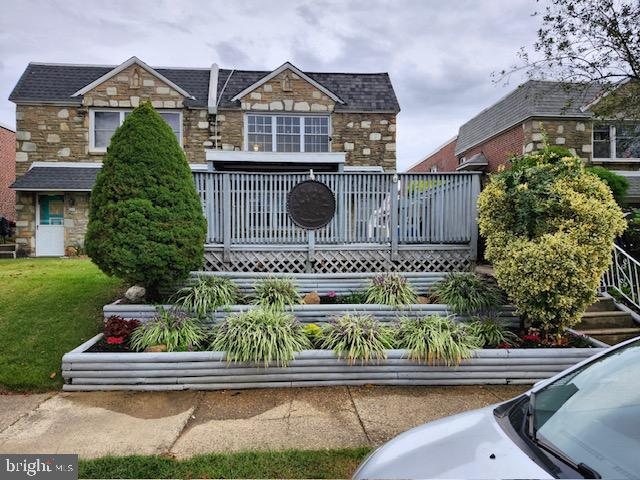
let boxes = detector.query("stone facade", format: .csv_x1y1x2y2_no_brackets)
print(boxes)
14,191,89,256
15,105,87,176
12,65,398,255
331,113,396,170
523,118,593,162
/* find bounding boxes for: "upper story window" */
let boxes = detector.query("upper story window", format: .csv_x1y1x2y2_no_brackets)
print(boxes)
430,165,438,172
89,109,182,152
593,122,640,160
246,114,330,153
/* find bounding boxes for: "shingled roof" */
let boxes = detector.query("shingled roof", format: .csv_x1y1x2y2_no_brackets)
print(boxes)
9,62,400,113
11,165,100,191
455,80,602,155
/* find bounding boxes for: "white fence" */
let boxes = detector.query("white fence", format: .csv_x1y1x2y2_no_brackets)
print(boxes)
192,171,481,273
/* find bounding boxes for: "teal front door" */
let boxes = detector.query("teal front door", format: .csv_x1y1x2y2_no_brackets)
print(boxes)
36,194,65,256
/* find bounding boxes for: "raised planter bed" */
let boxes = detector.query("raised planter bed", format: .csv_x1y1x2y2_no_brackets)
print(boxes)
62,334,604,391
104,302,521,328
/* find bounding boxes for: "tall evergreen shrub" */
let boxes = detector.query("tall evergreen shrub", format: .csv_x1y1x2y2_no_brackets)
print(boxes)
85,103,206,295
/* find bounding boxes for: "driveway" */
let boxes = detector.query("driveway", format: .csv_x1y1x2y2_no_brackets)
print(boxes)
0,385,528,459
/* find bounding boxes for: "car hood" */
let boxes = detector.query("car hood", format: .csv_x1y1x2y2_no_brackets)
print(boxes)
353,403,553,480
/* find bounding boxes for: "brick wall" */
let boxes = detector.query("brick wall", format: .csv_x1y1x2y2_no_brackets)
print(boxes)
0,126,16,221
408,137,457,172
460,124,524,173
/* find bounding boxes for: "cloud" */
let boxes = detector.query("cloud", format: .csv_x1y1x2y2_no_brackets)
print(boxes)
0,0,541,170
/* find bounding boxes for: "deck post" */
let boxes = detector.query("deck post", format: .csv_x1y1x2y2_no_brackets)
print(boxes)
390,174,399,261
469,173,481,262
307,230,315,273
222,173,231,264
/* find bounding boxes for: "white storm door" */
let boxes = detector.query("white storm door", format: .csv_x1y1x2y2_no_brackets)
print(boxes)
36,194,65,256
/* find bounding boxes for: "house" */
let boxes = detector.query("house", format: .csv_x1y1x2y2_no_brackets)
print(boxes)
0,121,16,221
8,57,400,257
408,80,640,201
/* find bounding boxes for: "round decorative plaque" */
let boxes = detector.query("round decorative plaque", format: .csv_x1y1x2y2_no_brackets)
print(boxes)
287,180,336,229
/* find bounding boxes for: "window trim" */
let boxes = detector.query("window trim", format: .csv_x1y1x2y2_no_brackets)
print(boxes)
89,108,183,153
243,113,331,153
593,122,640,161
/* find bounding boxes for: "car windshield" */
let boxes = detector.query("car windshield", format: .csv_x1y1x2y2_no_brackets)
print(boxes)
532,339,640,479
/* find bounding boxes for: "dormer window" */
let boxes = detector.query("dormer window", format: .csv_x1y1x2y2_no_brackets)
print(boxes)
245,114,330,153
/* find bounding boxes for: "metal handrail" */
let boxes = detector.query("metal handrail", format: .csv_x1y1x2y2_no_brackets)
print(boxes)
601,244,640,310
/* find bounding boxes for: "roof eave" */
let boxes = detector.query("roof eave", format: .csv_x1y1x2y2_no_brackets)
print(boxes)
229,61,345,104
71,56,196,100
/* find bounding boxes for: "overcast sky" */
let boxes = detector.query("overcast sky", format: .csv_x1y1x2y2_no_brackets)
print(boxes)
0,0,541,170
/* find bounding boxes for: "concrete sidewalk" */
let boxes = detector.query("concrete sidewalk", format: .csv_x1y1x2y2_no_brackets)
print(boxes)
0,385,528,459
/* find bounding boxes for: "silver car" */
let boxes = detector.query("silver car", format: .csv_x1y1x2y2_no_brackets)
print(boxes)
353,337,640,479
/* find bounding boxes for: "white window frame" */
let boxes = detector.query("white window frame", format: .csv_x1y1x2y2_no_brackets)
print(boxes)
244,113,331,153
593,122,640,161
89,108,183,153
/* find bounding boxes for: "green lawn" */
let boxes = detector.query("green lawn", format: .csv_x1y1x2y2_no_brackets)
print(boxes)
0,258,123,392
79,448,372,479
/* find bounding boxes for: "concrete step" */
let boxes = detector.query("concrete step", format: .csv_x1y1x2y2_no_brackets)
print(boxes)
577,311,637,329
586,298,619,312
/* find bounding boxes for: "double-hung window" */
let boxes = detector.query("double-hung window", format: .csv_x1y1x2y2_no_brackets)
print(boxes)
90,109,182,152
593,122,640,160
246,114,330,152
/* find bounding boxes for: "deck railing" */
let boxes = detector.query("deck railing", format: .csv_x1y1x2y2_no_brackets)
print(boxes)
194,171,481,245
192,171,481,272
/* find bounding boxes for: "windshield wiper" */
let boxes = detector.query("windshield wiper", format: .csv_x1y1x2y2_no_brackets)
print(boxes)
527,393,601,479
532,434,601,479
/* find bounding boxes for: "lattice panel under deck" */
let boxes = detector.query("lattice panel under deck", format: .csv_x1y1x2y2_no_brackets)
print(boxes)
205,250,308,273
204,248,471,273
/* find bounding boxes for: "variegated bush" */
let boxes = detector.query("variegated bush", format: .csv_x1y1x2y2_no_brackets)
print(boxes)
478,147,626,335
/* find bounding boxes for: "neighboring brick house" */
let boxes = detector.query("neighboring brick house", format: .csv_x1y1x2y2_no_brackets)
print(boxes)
409,80,640,191
8,57,400,256
0,122,16,221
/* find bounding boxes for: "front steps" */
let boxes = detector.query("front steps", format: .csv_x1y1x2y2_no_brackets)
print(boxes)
575,298,640,345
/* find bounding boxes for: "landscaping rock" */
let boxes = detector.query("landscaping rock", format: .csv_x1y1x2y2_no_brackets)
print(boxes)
303,291,321,305
145,344,167,353
417,295,431,304
125,285,146,303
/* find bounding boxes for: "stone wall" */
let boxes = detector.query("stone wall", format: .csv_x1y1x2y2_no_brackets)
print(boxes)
64,192,90,255
14,191,90,256
15,105,88,176
331,113,396,170
523,118,593,161
83,64,186,109
14,191,35,254
239,70,336,113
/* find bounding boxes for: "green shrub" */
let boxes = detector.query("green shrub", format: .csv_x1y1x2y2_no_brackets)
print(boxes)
464,318,517,348
478,147,626,336
433,272,502,315
364,273,417,307
619,208,640,259
85,103,207,297
130,308,208,352
321,315,395,364
211,308,309,366
172,276,238,317
587,166,629,206
396,315,480,365
303,323,324,348
252,277,301,311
